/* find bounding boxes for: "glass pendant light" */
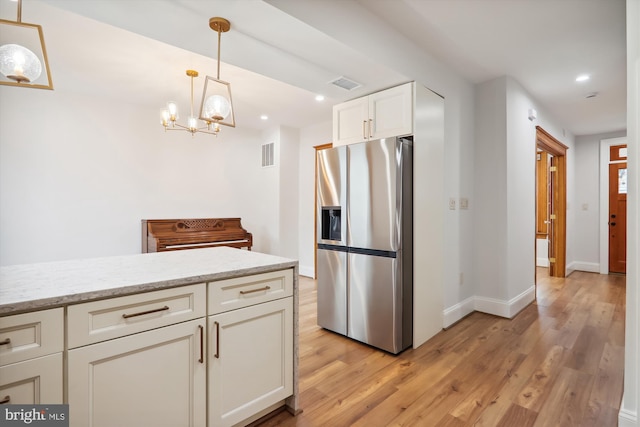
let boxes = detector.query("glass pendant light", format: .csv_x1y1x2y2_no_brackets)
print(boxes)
199,17,235,131
0,0,53,89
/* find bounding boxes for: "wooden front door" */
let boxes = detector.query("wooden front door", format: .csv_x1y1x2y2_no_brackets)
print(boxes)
608,147,627,273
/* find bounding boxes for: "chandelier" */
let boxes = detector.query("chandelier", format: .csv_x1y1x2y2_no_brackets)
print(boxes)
0,0,54,89
160,16,235,137
161,69,219,135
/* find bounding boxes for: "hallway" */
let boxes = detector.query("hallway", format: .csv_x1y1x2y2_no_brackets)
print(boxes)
261,269,626,426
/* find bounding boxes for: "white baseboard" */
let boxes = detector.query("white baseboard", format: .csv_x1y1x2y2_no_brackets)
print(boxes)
619,407,638,427
443,297,475,328
567,261,600,273
443,286,536,324
473,286,536,318
298,265,314,278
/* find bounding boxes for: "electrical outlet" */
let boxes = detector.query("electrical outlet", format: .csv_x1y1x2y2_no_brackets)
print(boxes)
449,198,456,210
460,198,469,210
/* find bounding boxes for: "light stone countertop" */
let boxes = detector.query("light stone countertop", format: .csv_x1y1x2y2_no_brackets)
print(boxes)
0,247,298,315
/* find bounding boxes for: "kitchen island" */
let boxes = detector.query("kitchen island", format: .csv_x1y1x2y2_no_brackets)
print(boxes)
0,247,300,427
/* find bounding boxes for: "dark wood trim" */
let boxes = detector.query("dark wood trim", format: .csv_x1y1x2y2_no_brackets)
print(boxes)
535,126,568,278
610,144,628,161
536,126,569,155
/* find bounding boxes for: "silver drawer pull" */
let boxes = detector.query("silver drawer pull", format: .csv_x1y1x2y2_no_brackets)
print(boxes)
122,305,170,319
0,338,10,346
239,286,271,295
0,395,10,404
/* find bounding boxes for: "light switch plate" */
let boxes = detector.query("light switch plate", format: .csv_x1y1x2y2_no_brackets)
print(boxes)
449,198,456,210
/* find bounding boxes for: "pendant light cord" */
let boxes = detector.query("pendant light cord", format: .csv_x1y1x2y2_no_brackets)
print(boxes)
216,27,221,80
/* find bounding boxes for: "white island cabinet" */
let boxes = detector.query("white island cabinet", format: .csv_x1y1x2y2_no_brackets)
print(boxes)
67,284,207,427
0,247,299,427
0,308,64,405
208,270,294,427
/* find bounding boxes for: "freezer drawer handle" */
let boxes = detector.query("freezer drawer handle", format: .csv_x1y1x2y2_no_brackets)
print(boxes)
122,305,170,319
0,395,10,404
239,286,271,295
0,338,10,346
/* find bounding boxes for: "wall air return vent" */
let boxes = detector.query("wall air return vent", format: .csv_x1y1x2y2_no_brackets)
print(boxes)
262,142,275,167
329,76,362,91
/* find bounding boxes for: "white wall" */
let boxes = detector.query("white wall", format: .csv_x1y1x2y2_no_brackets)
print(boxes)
0,84,283,265
620,1,639,425
278,126,301,260
473,76,575,316
473,77,508,303
0,7,293,266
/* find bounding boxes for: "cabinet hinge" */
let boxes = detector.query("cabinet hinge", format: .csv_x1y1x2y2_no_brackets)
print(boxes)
550,214,556,220
550,166,557,172
549,257,556,263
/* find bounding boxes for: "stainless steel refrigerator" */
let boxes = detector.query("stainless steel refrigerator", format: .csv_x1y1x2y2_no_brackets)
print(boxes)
316,137,413,354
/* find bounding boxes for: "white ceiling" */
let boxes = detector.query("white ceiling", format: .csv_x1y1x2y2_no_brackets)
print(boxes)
6,0,627,136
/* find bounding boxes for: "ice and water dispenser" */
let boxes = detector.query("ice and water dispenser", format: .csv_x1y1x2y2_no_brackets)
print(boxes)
321,207,342,241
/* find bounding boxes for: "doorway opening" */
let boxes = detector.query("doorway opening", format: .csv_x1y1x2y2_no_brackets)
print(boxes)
535,126,568,278
599,137,628,274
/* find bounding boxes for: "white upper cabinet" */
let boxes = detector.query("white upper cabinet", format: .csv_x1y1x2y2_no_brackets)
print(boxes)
333,82,413,146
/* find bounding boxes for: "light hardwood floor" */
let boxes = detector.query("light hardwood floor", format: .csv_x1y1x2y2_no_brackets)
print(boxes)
260,268,625,427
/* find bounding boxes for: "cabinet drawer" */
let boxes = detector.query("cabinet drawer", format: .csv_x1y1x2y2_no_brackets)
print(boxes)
67,283,206,348
0,352,63,404
208,269,293,314
0,308,63,367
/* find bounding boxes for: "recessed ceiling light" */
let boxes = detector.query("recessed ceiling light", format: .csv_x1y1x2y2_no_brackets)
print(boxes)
260,115,268,120
575,74,590,82
315,95,325,102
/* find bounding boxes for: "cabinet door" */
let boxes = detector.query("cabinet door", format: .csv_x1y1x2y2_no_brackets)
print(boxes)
0,353,63,405
68,318,206,427
332,96,369,146
369,83,413,140
209,297,293,427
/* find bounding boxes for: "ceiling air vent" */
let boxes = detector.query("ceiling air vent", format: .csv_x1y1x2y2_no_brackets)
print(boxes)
262,142,275,168
329,76,362,91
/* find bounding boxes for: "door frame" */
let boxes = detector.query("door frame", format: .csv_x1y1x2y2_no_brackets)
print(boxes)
599,136,628,274
314,143,333,279
536,126,568,277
